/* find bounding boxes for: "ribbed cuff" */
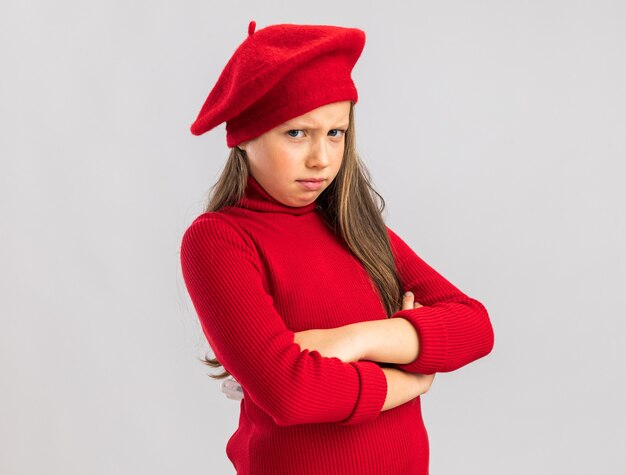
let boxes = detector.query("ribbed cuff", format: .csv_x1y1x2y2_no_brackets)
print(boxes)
338,361,388,425
391,308,449,374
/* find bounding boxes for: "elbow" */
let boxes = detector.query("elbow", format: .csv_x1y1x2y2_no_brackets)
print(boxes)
469,297,495,358
243,381,302,427
268,412,292,428
485,316,495,356
243,388,299,427
270,406,302,427
417,296,495,374
228,368,300,427
266,393,313,427
265,391,297,427
247,375,311,427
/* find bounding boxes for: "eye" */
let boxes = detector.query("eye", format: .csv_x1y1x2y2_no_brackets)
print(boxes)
286,129,304,138
328,129,346,138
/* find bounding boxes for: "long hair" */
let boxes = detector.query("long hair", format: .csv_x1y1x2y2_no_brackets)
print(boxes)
199,101,405,379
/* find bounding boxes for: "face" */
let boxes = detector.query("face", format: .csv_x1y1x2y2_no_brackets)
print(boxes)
237,100,351,207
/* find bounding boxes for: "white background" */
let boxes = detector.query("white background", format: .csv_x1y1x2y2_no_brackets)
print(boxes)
2,1,624,473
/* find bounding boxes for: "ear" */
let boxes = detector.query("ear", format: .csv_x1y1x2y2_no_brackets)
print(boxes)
237,140,249,152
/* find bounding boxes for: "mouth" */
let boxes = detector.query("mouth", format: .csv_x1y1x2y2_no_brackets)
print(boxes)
296,179,325,191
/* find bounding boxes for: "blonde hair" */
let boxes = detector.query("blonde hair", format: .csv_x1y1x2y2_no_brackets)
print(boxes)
199,101,404,379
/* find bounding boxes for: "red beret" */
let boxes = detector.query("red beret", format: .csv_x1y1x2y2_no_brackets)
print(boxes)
190,20,366,147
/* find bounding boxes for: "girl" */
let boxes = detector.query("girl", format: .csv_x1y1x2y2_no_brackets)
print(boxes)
180,20,494,475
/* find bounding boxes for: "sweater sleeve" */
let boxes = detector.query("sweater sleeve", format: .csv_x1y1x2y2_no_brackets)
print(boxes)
385,226,495,374
180,213,388,427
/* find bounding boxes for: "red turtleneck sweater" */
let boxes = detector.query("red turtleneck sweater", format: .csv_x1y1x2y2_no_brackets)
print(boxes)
180,175,494,474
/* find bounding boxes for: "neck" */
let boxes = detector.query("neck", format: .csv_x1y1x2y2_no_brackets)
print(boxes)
236,175,318,215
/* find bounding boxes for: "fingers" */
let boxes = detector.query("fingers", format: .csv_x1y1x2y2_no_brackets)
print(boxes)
402,291,423,310
221,377,244,401
402,291,414,310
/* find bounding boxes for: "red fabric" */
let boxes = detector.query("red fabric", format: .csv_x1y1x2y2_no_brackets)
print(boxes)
189,21,365,147
180,175,494,474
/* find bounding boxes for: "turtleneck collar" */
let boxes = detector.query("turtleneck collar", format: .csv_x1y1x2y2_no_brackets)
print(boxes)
236,174,318,215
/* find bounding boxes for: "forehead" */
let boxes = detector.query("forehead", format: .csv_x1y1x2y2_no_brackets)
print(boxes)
282,101,351,128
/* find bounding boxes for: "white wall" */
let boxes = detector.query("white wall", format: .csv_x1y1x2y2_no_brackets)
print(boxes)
1,1,624,473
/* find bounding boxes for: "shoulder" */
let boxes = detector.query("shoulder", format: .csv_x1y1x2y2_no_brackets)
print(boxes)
384,224,414,261
384,224,403,247
180,212,263,275
184,210,248,236
181,211,255,255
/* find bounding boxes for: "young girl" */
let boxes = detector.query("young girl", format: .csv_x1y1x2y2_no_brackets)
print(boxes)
180,20,494,475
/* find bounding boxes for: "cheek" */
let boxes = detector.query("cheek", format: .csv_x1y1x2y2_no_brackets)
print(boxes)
272,145,294,163
256,140,280,160
278,144,306,163
265,144,297,172
332,145,345,165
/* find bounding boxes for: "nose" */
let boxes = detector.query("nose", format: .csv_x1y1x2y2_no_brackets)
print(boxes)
307,137,331,167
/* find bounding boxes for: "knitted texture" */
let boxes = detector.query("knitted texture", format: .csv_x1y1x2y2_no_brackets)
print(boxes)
189,21,365,147
180,175,495,474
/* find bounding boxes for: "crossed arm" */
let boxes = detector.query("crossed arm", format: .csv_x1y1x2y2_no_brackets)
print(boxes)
294,225,495,375
221,293,425,408
292,292,430,413
218,224,494,412
293,292,423,366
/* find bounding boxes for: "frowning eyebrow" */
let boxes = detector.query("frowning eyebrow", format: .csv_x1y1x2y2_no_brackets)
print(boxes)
283,120,350,130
